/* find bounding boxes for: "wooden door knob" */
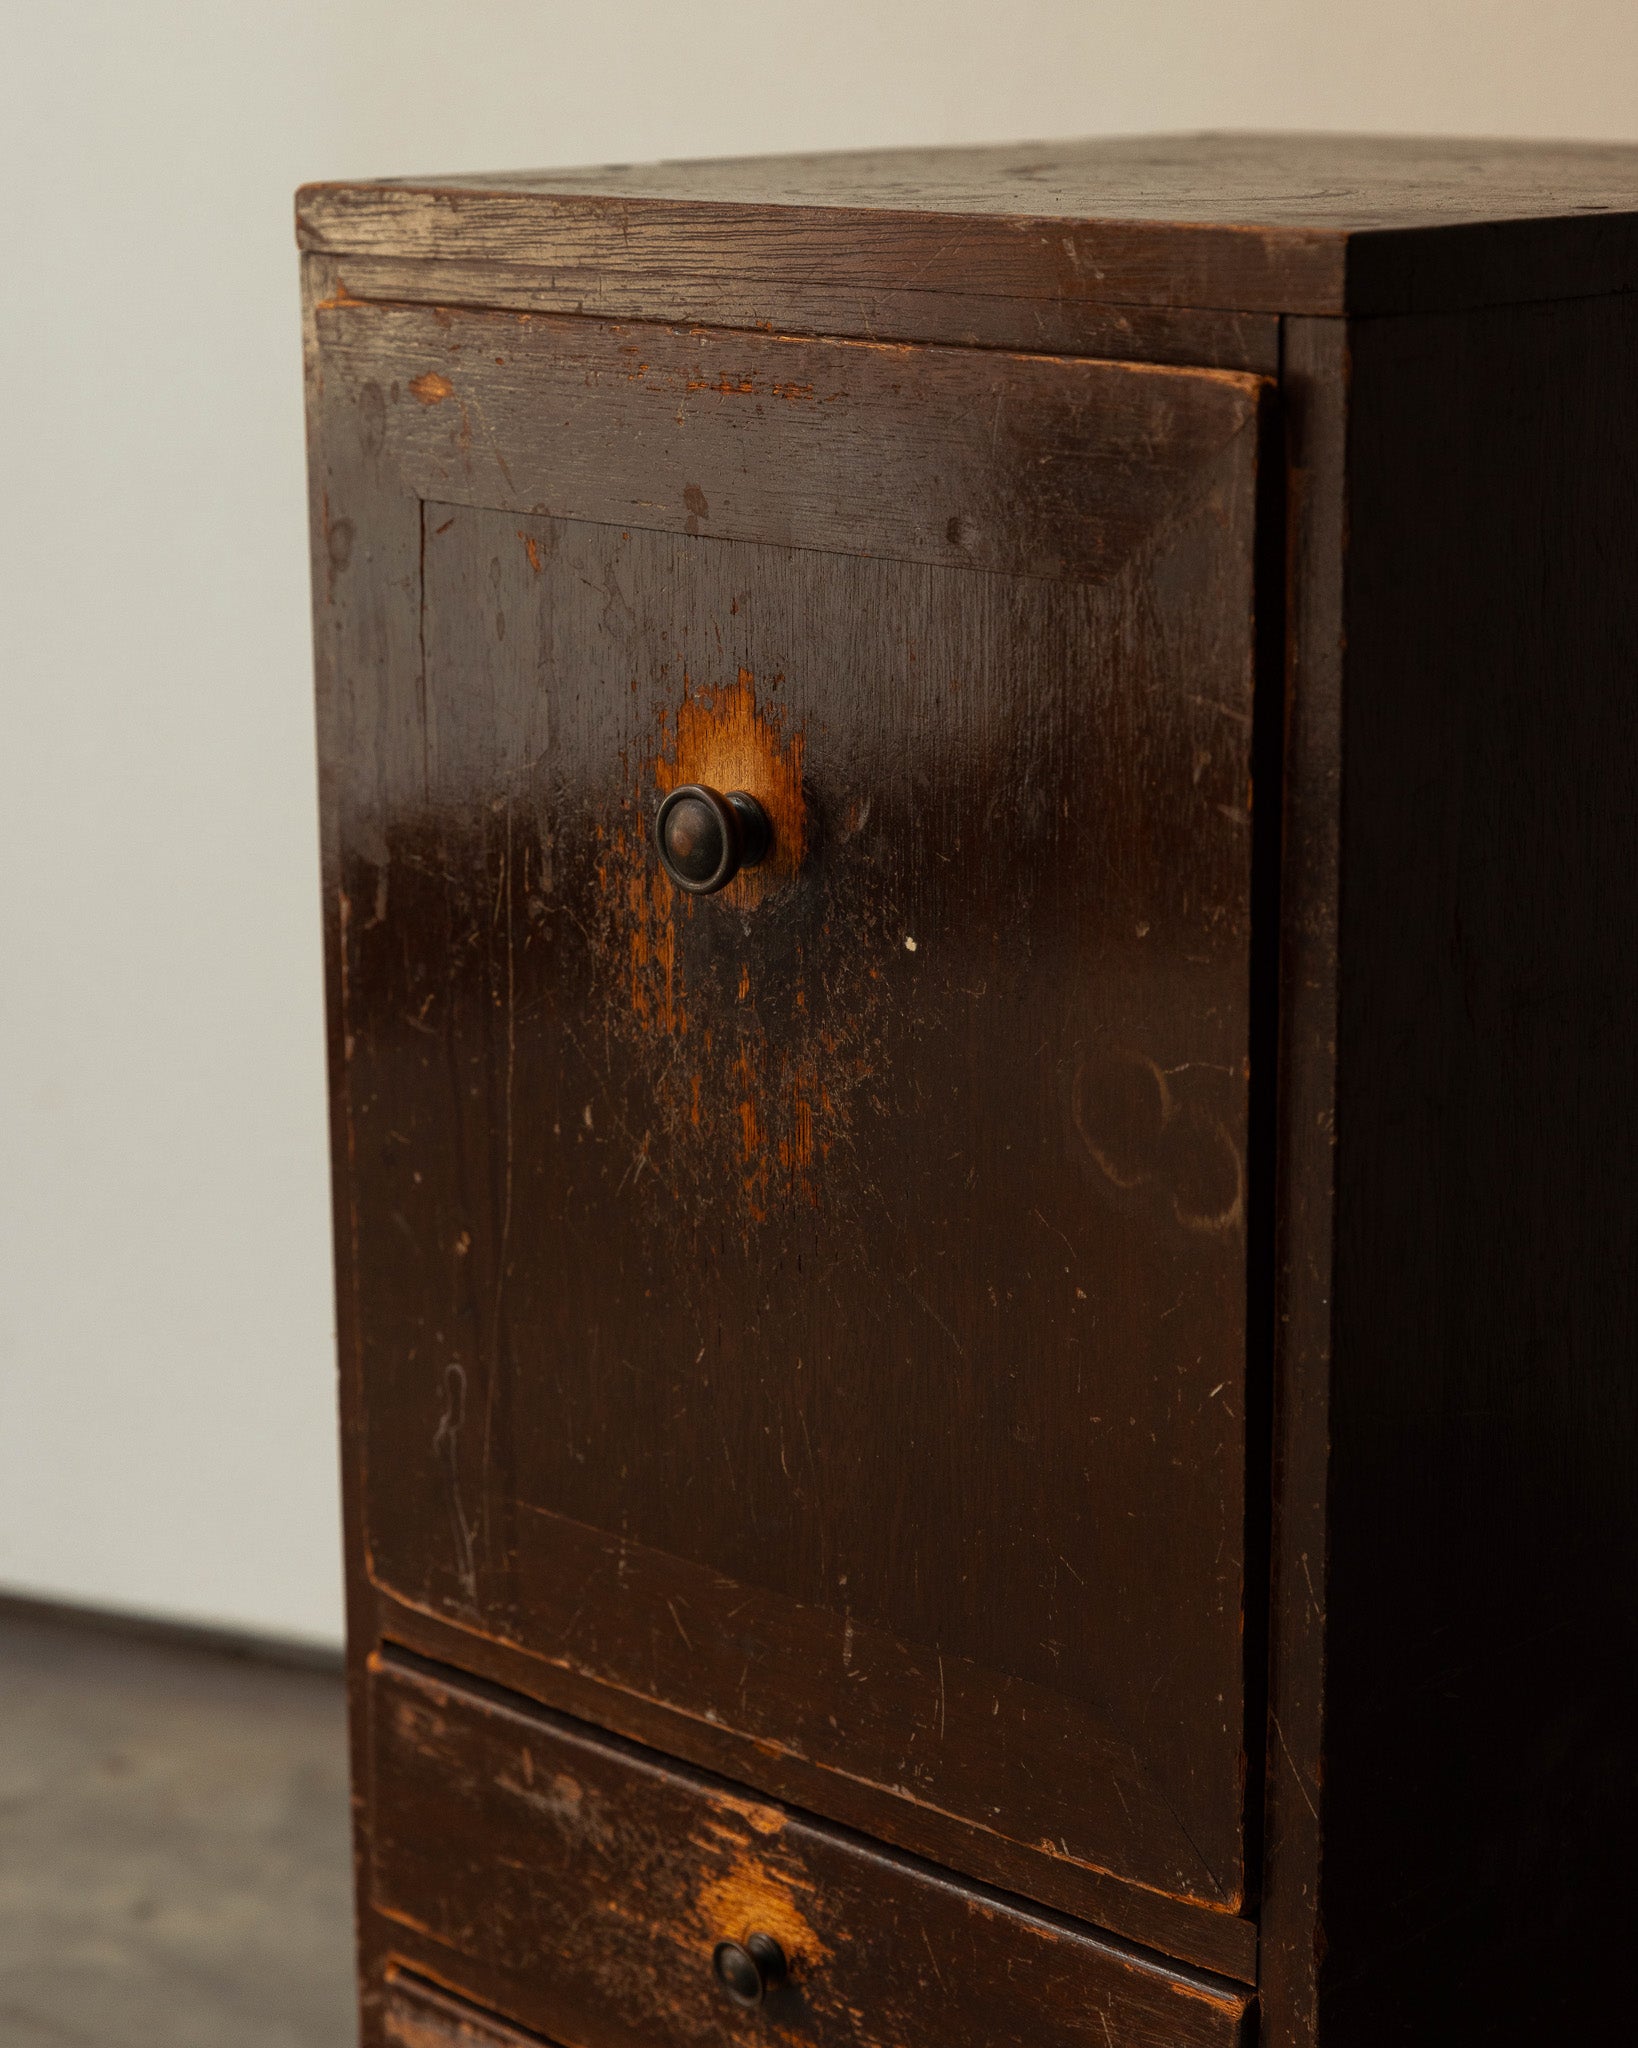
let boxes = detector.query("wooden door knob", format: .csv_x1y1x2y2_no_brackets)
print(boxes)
655,784,772,895
712,1932,787,2008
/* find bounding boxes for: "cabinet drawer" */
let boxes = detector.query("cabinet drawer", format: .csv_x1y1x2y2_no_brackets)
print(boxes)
369,1652,1251,2048
379,1969,549,2047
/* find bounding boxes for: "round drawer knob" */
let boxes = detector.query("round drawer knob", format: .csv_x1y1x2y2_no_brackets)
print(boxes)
712,1932,787,2008
655,784,772,896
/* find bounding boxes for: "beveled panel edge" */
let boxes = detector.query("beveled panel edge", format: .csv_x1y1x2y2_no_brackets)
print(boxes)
368,1493,1242,1915
370,1641,1258,2029
310,295,1268,590
304,250,1281,374
362,1583,1260,1986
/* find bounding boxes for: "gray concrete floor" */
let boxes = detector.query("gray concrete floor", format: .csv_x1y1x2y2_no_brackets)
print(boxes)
0,1607,357,2048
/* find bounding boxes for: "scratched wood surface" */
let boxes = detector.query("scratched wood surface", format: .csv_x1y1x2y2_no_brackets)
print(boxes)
297,133,1638,319
309,296,1266,1945
365,1578,1256,1982
311,254,1280,374
366,1653,1252,2048
311,298,1261,585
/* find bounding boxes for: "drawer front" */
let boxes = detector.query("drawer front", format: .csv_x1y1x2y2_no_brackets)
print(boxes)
377,1969,549,2047
313,294,1267,1930
369,1653,1251,2048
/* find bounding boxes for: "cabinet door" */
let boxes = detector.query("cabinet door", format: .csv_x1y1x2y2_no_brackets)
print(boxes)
310,298,1267,1960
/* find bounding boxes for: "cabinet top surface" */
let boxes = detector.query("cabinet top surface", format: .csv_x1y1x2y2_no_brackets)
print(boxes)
359,131,1638,229
298,132,1638,316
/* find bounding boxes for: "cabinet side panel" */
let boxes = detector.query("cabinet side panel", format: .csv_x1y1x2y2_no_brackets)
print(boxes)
1323,295,1638,2037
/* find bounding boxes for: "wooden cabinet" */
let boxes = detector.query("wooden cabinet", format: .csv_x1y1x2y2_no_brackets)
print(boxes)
301,136,1638,2046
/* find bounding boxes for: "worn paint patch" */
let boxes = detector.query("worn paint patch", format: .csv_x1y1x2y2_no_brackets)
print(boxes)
654,669,806,910
1167,1974,1255,2017
584,667,879,1226
410,371,455,404
312,278,366,314
494,1753,608,1839
692,1845,830,1970
709,1786,790,1837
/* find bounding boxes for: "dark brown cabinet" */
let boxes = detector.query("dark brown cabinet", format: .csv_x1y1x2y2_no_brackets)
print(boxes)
301,135,1638,2047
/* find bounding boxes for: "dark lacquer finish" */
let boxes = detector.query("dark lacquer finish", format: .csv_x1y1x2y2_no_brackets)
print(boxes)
363,1651,1252,2048
303,135,1638,2048
1305,291,1638,2044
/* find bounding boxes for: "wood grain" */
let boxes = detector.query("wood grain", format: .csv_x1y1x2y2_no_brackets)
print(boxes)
297,133,1638,318
310,298,1264,582
304,248,415,2048
307,252,1280,373
368,1651,1253,2048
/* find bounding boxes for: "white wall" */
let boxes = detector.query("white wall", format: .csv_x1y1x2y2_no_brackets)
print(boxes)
3,1,1637,1649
